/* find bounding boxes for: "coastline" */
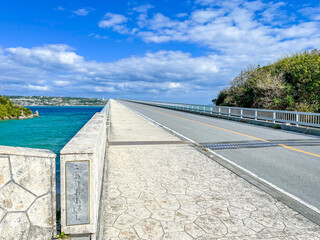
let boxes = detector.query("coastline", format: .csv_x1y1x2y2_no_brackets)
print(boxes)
0,111,39,120
0,116,38,120
23,105,106,107
0,106,105,120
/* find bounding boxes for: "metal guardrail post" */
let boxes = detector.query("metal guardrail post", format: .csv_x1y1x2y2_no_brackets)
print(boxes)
240,109,243,118
255,110,258,120
273,112,276,123
228,108,231,117
219,107,221,115
296,114,299,127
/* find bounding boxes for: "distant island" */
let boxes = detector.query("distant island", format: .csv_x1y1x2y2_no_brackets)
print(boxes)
215,49,320,113
7,96,107,106
0,95,38,120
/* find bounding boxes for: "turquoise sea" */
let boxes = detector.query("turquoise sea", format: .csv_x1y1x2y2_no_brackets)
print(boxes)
0,106,103,193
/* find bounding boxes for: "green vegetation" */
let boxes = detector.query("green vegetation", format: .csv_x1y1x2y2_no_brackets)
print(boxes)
8,96,107,106
0,95,33,119
54,232,70,239
215,49,320,112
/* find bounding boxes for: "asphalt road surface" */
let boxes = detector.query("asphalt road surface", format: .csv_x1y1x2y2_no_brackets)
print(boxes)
119,100,320,212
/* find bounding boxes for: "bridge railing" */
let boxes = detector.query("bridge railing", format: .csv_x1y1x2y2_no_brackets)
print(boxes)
123,99,320,128
60,101,110,239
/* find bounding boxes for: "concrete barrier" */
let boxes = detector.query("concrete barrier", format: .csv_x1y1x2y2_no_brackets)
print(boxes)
0,146,56,239
60,103,109,239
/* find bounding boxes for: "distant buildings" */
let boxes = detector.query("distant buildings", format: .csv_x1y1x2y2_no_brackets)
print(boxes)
7,96,107,106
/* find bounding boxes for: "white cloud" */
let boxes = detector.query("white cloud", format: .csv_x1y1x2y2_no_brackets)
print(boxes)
98,13,128,28
88,33,108,39
132,4,154,13
25,85,49,91
99,1,320,66
54,81,69,86
281,22,320,39
260,2,292,25
191,9,223,23
299,6,320,21
0,44,229,101
168,82,182,89
72,8,93,16
54,6,65,11
194,0,215,6
176,13,188,18
94,86,117,93
6,44,83,71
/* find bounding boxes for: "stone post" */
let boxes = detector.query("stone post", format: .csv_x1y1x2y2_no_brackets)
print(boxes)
0,146,56,239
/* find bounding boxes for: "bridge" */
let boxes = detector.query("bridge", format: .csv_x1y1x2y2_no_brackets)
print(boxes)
0,99,320,239
119,100,320,214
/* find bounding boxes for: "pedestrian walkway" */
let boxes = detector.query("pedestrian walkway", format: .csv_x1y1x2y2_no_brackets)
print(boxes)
100,100,320,240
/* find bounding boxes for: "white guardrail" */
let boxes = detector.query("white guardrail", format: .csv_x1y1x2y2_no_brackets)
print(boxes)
124,100,320,128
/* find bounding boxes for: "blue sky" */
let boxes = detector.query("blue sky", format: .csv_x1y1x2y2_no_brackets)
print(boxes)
0,0,319,104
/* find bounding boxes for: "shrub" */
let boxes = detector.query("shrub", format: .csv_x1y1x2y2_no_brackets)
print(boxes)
215,50,320,112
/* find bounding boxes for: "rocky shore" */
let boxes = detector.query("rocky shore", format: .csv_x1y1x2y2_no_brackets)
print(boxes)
1,110,39,120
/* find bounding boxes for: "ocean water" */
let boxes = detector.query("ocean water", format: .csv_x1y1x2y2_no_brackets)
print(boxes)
0,106,103,193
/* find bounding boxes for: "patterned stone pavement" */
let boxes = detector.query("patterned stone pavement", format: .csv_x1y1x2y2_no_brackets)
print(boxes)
99,101,320,240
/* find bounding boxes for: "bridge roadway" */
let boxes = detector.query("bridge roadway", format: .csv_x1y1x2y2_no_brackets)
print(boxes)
100,100,320,239
119,100,320,213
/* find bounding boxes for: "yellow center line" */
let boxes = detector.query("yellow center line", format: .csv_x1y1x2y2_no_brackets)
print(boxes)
139,105,320,158
278,144,320,158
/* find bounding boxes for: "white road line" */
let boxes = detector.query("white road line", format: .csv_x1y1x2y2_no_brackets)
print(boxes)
119,100,320,215
207,149,320,214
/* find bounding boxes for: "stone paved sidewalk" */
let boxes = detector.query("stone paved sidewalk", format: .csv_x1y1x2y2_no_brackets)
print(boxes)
100,100,320,240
